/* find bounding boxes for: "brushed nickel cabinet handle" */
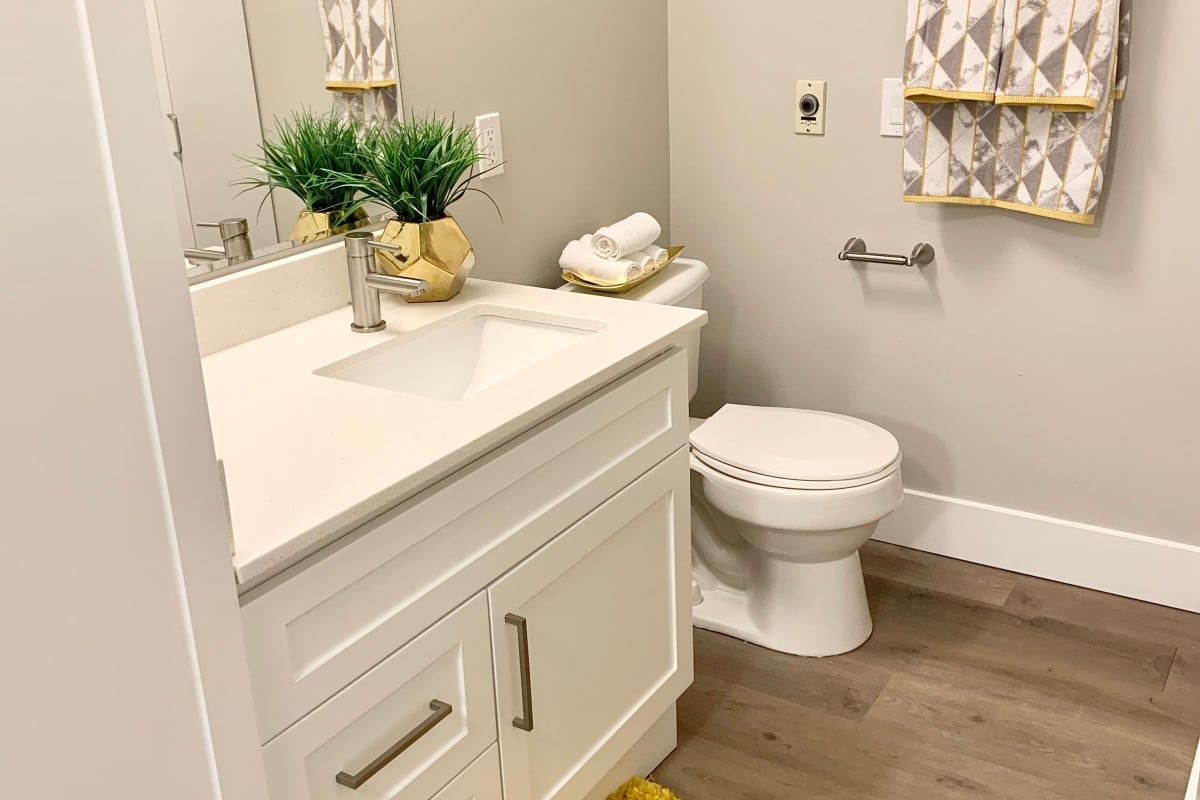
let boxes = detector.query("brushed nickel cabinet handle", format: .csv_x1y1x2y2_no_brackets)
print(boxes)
334,699,452,789
167,112,183,160
505,613,535,732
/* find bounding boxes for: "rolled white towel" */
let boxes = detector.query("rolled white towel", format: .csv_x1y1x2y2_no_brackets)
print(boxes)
560,236,641,286
640,245,669,267
583,233,651,276
591,212,662,260
583,234,654,276
624,250,655,273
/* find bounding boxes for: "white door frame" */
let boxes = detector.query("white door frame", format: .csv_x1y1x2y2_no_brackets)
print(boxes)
23,3,269,799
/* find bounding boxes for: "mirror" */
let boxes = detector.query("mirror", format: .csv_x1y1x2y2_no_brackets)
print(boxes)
143,0,402,280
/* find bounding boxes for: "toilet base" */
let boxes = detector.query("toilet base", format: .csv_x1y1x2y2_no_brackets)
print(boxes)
692,552,873,657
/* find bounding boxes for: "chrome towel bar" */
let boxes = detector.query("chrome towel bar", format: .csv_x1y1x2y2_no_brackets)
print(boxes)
838,237,935,267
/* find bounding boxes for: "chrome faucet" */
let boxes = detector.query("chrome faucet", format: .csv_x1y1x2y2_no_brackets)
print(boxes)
197,218,254,263
344,231,428,332
184,217,254,266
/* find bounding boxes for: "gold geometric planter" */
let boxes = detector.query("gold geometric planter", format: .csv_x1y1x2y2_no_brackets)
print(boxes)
289,207,370,244
374,216,475,303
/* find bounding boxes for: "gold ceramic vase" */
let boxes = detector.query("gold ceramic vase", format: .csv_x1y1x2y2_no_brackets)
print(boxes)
289,207,370,244
374,216,475,302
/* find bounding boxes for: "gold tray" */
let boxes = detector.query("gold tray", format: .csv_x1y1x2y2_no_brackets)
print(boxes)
561,246,685,294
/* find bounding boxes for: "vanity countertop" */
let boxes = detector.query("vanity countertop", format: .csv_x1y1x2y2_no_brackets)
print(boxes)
200,278,705,590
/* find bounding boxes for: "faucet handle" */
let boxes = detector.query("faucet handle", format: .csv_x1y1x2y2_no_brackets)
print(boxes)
345,231,407,263
368,239,408,263
197,218,250,239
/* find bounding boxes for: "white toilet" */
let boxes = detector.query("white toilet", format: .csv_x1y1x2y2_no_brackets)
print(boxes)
560,258,903,656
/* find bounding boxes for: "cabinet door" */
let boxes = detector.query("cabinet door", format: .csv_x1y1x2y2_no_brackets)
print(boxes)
488,449,692,800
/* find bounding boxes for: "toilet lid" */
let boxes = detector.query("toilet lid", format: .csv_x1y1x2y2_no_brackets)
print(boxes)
690,405,901,485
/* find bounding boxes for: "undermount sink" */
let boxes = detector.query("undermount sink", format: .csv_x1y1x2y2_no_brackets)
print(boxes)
316,309,599,400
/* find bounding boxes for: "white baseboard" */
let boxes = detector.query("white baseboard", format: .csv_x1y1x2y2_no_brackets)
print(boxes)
873,490,1200,614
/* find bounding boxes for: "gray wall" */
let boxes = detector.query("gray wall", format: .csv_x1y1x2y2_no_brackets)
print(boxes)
668,1,1200,546
243,0,670,286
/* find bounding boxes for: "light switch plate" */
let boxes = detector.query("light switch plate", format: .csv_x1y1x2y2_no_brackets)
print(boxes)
474,113,504,178
881,78,904,137
794,80,827,136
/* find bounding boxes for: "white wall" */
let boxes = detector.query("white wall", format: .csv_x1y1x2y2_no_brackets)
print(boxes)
243,0,671,286
0,2,265,799
668,1,1200,547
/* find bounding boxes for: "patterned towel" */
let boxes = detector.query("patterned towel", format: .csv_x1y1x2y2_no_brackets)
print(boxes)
903,101,1117,224
995,0,1124,112
317,0,399,123
1114,1,1131,99
905,0,1007,103
902,0,1131,225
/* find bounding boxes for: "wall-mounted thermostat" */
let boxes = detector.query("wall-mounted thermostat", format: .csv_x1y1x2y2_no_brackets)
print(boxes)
795,80,827,136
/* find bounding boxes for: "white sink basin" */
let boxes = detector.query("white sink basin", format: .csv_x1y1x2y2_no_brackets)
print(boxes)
316,308,599,400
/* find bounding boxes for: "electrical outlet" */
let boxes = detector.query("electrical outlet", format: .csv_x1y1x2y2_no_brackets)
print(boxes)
474,113,504,178
795,80,827,136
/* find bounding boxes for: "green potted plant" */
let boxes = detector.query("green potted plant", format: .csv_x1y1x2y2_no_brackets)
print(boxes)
239,111,369,244
332,114,500,302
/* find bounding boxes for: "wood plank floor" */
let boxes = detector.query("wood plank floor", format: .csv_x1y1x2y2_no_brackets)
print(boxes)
653,542,1200,799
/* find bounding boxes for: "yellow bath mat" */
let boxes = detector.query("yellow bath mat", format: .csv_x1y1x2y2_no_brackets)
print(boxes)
606,776,682,800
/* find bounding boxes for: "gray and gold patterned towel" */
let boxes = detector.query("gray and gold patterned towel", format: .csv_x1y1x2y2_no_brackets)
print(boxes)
318,0,399,123
905,0,1007,102
903,101,1118,224
996,0,1124,112
902,0,1131,225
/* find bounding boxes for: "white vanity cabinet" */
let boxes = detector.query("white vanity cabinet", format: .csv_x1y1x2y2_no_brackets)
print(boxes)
241,349,693,800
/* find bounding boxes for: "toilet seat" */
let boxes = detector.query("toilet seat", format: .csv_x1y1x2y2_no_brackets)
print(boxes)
690,448,904,534
690,405,901,490
692,449,901,490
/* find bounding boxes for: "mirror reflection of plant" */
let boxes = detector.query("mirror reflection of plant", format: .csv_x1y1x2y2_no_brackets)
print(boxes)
333,114,501,224
238,111,366,229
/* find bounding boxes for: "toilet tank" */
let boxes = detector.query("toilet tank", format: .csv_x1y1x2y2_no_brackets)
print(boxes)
559,258,710,401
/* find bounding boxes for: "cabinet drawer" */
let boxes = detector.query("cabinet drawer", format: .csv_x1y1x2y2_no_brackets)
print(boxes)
262,594,496,800
431,745,502,800
242,349,688,741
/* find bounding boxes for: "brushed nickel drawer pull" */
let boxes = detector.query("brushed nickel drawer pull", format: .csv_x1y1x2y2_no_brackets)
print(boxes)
334,699,453,789
505,613,535,732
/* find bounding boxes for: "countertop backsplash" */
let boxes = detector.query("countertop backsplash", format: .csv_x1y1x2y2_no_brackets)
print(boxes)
190,242,350,357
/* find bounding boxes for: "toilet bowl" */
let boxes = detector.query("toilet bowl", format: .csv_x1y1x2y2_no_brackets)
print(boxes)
559,259,904,656
689,406,903,656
